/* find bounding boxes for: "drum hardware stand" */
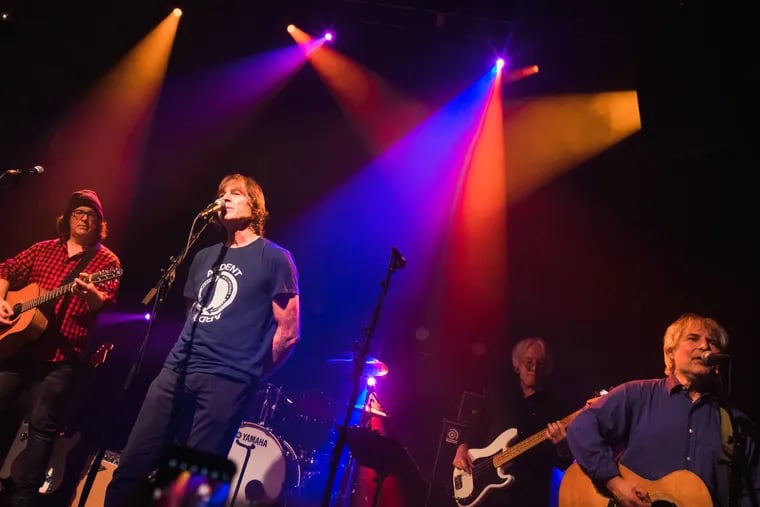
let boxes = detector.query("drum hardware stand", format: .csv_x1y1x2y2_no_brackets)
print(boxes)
76,214,217,507
320,246,406,507
257,383,284,427
335,385,389,505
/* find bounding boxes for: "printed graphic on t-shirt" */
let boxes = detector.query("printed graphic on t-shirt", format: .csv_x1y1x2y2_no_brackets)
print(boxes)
191,264,242,323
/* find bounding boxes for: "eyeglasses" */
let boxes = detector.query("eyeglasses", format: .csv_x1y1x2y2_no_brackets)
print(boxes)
521,359,545,370
71,209,99,220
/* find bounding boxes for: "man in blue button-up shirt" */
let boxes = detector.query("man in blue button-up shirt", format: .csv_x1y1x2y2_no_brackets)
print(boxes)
566,313,760,507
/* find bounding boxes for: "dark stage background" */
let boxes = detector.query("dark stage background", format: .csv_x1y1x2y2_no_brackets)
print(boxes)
1,0,757,503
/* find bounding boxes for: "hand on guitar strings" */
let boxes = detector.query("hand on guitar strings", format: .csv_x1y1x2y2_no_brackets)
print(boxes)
452,444,474,474
0,297,12,325
606,476,653,507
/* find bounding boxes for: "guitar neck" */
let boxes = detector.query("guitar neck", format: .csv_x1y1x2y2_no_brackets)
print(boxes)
492,407,583,468
19,281,76,314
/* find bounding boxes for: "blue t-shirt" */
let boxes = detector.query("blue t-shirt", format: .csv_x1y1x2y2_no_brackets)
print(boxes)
164,237,299,383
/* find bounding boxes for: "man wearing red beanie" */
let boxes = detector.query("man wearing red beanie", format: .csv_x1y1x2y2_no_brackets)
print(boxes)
0,188,121,507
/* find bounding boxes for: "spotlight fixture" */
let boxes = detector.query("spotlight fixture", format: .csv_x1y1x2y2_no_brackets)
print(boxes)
286,24,296,33
495,58,505,71
324,32,334,41
172,7,182,17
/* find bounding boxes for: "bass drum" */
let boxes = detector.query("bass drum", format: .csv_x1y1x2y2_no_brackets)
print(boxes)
227,421,301,506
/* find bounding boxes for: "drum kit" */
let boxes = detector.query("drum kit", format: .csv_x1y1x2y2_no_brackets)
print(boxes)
226,354,389,507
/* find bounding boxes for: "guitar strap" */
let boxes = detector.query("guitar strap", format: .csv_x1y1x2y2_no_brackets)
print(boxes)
720,403,760,507
52,244,100,323
719,405,734,460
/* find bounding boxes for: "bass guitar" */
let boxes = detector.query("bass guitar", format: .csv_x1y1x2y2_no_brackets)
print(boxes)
0,268,123,361
452,395,601,507
558,462,712,507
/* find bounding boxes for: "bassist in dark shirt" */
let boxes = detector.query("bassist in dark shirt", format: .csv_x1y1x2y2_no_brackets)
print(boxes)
452,337,573,507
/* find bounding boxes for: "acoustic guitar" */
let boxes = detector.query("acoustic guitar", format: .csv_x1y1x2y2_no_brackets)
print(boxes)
0,267,123,361
558,462,713,507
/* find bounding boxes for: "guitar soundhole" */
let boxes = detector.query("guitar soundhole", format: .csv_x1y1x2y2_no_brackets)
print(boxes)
610,501,676,507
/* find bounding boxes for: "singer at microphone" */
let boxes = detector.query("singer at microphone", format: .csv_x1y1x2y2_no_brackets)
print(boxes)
103,174,301,507
198,198,226,219
564,313,760,507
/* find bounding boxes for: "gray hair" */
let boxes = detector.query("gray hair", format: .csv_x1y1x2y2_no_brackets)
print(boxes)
511,336,553,375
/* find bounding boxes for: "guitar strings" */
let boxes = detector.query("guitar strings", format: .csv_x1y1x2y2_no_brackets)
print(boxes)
468,431,544,476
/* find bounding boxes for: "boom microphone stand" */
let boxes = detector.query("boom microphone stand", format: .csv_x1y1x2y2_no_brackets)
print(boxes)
0,166,45,190
320,246,406,507
76,213,217,506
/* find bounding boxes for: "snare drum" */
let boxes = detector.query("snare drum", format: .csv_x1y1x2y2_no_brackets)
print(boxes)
227,421,300,506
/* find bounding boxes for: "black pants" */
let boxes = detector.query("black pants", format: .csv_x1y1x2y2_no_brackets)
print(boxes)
103,367,254,507
0,360,79,507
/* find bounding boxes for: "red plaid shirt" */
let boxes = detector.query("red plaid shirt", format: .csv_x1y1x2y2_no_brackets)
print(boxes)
0,238,121,361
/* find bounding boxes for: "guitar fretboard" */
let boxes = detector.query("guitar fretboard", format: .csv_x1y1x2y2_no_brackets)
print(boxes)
12,269,122,316
17,281,78,314
492,407,585,468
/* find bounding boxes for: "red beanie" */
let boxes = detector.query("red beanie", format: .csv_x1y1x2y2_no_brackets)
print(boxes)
65,189,104,220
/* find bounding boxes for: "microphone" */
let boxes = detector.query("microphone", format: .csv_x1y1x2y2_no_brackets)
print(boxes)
197,198,225,219
701,351,731,365
5,166,44,176
391,246,407,269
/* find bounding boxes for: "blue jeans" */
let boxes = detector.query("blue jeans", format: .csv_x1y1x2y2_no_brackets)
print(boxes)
103,367,255,507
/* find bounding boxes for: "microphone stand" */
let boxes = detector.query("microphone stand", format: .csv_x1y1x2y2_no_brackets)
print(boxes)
76,215,216,507
320,246,406,507
716,362,760,507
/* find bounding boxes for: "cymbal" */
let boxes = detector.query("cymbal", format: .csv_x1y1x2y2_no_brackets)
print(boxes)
325,352,389,377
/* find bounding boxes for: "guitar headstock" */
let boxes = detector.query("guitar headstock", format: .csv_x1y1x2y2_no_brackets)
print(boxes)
585,386,613,406
87,268,124,283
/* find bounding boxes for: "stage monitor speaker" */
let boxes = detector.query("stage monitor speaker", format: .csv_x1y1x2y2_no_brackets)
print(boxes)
424,418,467,507
457,390,486,429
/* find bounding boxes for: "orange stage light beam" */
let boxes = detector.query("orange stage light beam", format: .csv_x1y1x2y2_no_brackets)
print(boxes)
504,90,641,204
41,11,180,251
504,64,540,84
